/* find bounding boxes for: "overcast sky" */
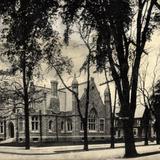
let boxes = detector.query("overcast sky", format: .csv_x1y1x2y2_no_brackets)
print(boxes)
0,13,160,117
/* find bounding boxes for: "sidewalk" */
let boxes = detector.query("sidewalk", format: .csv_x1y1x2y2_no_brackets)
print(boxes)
0,143,124,155
0,142,159,160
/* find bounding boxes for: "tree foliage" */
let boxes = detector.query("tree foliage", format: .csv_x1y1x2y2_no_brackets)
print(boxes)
0,0,72,149
61,0,160,157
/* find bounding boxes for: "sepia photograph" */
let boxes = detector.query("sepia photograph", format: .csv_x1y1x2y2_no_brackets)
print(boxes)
0,0,160,159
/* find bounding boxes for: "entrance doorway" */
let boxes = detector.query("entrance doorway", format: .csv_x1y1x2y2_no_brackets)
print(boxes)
8,122,14,138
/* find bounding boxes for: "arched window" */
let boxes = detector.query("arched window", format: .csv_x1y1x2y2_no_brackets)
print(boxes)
67,119,72,132
61,121,64,132
19,117,23,132
100,118,105,132
88,108,97,131
48,120,54,132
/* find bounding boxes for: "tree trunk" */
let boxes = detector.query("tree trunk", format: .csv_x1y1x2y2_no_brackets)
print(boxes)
110,125,115,148
22,53,30,150
123,119,137,158
83,48,90,151
110,88,117,148
39,110,42,144
83,120,88,151
4,118,6,140
144,121,149,145
110,113,115,148
155,120,160,144
156,131,160,144
24,94,30,149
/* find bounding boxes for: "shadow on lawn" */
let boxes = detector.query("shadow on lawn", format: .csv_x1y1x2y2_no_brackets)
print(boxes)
0,144,160,158
132,151,160,158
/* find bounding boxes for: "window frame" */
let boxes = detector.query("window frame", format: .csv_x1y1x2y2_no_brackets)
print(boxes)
80,121,84,132
99,118,105,132
88,117,96,131
31,116,39,132
19,117,24,133
48,120,54,133
66,119,72,133
61,121,64,133
0,121,4,134
88,108,97,132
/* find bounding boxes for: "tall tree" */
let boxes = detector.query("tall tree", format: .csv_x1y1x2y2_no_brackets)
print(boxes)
98,68,117,148
0,0,72,149
48,21,96,151
62,0,160,157
150,79,160,144
139,53,160,145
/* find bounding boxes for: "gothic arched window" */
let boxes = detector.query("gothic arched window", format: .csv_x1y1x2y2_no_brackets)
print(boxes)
88,108,97,131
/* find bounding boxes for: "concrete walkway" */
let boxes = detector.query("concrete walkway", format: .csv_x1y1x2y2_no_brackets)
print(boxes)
0,142,159,160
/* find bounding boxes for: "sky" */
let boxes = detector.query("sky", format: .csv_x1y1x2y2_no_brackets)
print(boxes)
0,10,160,117
48,19,160,118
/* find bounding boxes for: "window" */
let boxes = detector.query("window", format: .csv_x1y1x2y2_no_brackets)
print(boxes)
114,120,118,127
100,119,105,132
133,128,138,136
61,121,64,132
67,119,72,132
31,116,39,131
88,118,96,130
80,121,83,131
137,119,141,127
0,122,4,133
118,130,121,138
88,108,97,131
48,120,54,132
19,118,23,132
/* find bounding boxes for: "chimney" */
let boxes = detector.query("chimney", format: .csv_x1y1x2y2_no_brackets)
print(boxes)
51,80,58,97
49,80,60,113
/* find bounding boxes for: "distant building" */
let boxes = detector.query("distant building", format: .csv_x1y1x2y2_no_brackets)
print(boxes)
0,76,155,143
0,77,111,143
114,109,155,140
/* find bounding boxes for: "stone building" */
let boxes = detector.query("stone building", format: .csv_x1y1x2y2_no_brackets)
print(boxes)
0,76,111,143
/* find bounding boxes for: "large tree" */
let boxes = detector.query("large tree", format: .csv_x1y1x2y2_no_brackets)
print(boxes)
150,79,160,144
0,0,72,149
62,0,160,157
48,21,96,151
138,53,160,145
